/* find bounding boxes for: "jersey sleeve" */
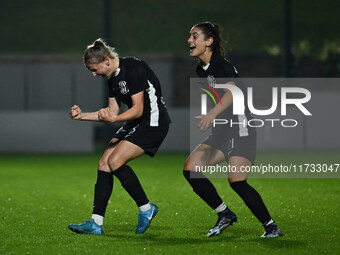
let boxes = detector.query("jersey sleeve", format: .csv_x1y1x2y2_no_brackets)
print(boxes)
127,64,149,95
107,80,116,98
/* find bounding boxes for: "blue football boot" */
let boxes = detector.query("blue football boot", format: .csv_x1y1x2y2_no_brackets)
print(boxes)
135,203,158,234
68,219,103,235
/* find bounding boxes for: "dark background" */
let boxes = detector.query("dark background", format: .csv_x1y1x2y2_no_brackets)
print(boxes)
0,0,339,152
1,0,339,77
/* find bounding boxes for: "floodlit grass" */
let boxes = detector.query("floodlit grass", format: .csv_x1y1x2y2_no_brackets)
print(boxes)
0,151,339,254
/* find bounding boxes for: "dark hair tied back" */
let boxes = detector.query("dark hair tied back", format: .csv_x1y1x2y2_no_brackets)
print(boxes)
194,21,226,56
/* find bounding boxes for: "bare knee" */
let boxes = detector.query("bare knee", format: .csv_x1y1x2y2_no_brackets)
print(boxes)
107,154,126,171
183,157,205,172
98,159,111,173
183,157,191,171
228,177,247,184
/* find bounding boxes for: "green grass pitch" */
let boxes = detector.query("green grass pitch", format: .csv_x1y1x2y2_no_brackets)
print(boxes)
0,151,339,254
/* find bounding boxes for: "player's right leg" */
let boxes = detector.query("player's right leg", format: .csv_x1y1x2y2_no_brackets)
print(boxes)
183,144,237,237
227,156,283,238
68,138,120,235
106,140,158,234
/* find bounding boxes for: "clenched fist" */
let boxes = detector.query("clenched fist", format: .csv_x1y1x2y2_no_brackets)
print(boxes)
70,105,82,120
98,108,115,123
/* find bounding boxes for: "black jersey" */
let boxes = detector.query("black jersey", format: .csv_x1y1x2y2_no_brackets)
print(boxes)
107,57,171,127
196,52,255,138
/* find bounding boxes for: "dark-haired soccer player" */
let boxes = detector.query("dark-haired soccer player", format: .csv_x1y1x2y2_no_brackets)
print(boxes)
68,38,171,235
184,22,283,238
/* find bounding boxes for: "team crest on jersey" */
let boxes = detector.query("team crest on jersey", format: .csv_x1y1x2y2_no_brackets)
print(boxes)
207,75,216,87
119,81,129,94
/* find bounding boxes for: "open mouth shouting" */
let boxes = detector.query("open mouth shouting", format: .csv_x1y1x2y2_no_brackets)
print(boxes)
189,44,196,54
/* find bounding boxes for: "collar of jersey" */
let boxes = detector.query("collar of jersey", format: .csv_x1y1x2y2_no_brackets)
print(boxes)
202,63,210,71
201,52,224,71
114,68,121,76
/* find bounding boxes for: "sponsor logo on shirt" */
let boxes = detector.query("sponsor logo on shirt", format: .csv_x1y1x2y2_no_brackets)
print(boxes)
119,81,129,94
207,75,216,87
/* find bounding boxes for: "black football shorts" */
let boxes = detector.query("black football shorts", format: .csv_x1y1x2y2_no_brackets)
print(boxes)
113,122,169,157
202,133,257,165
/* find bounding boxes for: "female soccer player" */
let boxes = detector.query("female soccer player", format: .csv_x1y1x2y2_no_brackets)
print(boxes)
184,22,282,238
68,39,171,235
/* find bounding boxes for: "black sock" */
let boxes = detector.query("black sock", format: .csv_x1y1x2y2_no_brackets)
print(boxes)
92,170,114,216
113,165,149,207
230,180,271,225
183,170,224,210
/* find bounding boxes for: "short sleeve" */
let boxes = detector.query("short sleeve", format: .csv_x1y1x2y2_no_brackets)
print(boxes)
107,80,116,98
127,64,149,95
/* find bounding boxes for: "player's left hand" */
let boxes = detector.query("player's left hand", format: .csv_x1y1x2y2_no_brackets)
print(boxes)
98,108,116,123
195,113,216,131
